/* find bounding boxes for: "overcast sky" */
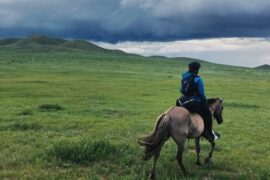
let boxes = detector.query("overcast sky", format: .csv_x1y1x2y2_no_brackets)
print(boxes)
95,38,270,67
0,0,270,67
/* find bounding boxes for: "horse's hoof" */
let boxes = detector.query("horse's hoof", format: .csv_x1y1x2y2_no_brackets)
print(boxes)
149,172,156,180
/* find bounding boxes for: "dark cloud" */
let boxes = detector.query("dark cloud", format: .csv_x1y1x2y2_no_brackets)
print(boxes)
0,0,270,42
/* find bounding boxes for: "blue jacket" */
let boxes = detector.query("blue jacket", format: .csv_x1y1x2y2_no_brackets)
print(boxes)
180,71,207,104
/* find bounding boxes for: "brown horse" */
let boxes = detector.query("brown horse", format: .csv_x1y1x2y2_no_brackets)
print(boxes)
138,98,224,179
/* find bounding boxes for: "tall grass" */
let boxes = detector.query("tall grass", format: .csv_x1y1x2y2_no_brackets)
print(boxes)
51,138,118,163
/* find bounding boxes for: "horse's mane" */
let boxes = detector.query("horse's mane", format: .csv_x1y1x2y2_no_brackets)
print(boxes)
207,98,219,105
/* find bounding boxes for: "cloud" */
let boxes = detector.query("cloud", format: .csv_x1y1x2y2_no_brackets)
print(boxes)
95,38,270,67
0,0,270,42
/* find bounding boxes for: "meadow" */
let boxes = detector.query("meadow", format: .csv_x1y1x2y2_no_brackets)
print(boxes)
0,41,269,179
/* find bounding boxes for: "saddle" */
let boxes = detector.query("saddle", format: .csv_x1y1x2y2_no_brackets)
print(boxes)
176,96,221,140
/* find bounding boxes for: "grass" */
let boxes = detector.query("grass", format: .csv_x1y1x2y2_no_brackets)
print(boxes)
50,138,118,163
0,43,269,179
38,104,64,112
17,109,33,116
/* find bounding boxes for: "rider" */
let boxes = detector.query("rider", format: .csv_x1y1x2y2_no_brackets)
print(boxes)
178,61,219,141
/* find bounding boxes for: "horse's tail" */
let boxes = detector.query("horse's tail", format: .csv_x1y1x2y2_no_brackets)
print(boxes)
138,113,171,160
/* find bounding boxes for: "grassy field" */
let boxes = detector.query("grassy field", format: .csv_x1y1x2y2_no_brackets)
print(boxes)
0,40,270,179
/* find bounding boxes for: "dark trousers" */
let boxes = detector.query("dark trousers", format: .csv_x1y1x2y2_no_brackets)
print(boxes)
176,99,213,139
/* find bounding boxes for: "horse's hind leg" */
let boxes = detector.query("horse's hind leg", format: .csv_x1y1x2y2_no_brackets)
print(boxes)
176,142,187,176
149,152,160,180
171,133,188,176
195,137,201,166
149,140,168,180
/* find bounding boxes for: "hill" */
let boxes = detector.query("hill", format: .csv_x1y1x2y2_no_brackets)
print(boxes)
0,35,66,47
0,35,125,54
0,36,269,71
254,64,270,70
0,35,224,66
61,40,107,52
0,38,21,46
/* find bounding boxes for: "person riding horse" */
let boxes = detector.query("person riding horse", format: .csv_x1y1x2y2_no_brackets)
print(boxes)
139,62,224,177
176,61,219,141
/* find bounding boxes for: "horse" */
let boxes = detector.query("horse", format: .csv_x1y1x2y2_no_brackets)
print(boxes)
138,98,224,179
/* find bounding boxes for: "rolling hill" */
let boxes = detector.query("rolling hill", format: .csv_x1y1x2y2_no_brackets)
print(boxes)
1,35,266,69
255,64,270,70
0,35,126,54
0,35,233,67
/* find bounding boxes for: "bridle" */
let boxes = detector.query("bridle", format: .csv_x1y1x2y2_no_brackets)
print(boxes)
209,99,223,124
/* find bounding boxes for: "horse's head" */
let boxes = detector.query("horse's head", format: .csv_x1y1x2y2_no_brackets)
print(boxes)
208,98,224,124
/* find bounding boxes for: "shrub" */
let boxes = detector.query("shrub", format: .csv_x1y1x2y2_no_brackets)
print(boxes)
17,109,33,116
38,104,63,112
9,122,42,131
51,138,118,163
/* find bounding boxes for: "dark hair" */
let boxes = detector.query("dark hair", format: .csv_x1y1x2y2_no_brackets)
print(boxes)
188,61,201,73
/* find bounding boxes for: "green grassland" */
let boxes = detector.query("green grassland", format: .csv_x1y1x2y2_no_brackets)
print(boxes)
0,37,270,179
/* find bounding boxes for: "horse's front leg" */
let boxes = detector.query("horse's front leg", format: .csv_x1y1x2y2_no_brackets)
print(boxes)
195,137,201,166
205,140,215,165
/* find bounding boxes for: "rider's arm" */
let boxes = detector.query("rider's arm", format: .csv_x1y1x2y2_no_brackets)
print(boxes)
196,77,207,104
180,73,186,95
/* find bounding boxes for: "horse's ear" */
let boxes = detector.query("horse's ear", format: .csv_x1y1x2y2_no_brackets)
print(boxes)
220,99,224,103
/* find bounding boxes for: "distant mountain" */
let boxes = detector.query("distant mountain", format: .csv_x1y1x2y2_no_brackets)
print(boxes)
0,38,21,46
0,35,66,47
18,35,66,46
254,64,270,70
0,35,218,66
0,35,125,54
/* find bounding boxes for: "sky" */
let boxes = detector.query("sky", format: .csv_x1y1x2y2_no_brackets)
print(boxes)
95,38,270,67
0,0,270,67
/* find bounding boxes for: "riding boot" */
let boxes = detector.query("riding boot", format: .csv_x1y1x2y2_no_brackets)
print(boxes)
213,130,220,140
203,127,215,141
199,103,218,141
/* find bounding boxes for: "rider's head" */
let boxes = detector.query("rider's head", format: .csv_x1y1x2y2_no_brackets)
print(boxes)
188,61,201,74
